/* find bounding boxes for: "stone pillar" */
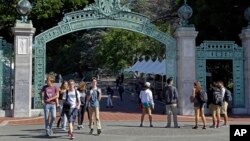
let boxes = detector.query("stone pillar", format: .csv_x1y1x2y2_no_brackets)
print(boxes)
174,27,198,115
239,28,250,114
12,22,35,117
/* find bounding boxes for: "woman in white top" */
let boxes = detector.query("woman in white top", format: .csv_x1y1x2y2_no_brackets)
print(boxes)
77,81,88,130
139,82,154,127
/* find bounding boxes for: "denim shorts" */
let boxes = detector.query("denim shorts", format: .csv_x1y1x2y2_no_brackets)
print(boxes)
65,108,78,123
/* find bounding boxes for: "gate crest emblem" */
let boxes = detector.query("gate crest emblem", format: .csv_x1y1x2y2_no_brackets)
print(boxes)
84,0,131,17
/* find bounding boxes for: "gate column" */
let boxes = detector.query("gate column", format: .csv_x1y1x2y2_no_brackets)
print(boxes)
174,27,198,115
240,28,250,114
239,7,250,114
12,0,35,117
12,21,35,117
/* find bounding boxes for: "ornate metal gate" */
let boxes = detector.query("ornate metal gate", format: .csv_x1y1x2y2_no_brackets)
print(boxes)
0,37,13,110
196,41,244,108
33,0,177,108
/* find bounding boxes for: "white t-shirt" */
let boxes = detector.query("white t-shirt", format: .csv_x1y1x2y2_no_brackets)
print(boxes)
221,87,226,99
79,90,86,98
63,89,80,108
139,89,154,106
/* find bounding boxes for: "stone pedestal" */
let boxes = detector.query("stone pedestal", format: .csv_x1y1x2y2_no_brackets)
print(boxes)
239,28,250,114
174,27,198,115
12,21,35,117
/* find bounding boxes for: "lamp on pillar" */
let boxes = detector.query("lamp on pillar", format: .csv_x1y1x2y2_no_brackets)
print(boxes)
177,0,193,27
244,7,250,28
16,0,32,23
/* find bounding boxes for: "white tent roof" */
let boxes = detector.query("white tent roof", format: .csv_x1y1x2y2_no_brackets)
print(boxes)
152,59,166,75
124,58,166,75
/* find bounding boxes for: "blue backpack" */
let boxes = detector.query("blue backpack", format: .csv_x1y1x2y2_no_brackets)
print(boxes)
89,89,100,107
224,89,232,102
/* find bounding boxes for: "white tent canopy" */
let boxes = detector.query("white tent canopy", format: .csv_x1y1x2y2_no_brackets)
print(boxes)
124,58,166,75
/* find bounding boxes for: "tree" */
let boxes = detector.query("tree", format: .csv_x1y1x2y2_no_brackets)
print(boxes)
0,0,89,42
187,0,250,45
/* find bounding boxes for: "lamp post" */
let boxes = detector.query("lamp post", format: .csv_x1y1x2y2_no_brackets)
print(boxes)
177,0,193,27
16,0,32,23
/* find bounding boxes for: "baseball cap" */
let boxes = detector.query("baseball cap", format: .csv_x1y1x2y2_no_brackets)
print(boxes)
145,82,150,87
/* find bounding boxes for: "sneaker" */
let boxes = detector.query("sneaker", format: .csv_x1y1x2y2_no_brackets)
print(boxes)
77,125,81,130
209,125,216,128
47,129,53,136
89,129,94,134
97,129,101,135
45,129,49,136
192,126,198,129
70,133,74,139
221,124,228,127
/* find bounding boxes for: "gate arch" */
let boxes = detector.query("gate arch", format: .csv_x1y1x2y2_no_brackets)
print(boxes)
33,0,176,108
196,41,244,108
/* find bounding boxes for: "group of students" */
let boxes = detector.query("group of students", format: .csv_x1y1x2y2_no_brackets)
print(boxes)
138,78,231,129
39,75,102,139
190,80,231,129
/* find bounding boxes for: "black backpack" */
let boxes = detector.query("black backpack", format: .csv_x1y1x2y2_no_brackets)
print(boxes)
199,90,208,103
224,89,232,102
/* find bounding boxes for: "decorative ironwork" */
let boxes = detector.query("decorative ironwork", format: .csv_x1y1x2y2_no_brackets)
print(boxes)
196,41,244,108
0,37,13,110
33,0,177,108
84,0,131,17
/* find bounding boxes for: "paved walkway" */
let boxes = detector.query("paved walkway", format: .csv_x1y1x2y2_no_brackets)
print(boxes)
0,83,250,141
1,84,250,125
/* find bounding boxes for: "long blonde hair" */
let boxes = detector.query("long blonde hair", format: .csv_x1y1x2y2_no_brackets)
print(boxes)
60,81,68,91
194,80,202,94
78,81,86,92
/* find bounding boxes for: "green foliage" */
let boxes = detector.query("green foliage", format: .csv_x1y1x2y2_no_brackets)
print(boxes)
95,28,165,71
32,0,63,19
187,0,250,44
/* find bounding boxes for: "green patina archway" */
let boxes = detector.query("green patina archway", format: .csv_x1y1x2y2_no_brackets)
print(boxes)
196,41,244,108
33,0,177,108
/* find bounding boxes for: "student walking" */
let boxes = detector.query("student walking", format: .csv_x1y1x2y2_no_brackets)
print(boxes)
218,80,231,127
87,77,102,135
77,81,88,130
190,81,207,129
40,75,59,136
139,82,154,127
164,77,180,128
57,81,69,130
209,82,222,128
63,79,81,139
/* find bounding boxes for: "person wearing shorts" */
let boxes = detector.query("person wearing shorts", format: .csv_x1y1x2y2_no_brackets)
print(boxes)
139,82,154,127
